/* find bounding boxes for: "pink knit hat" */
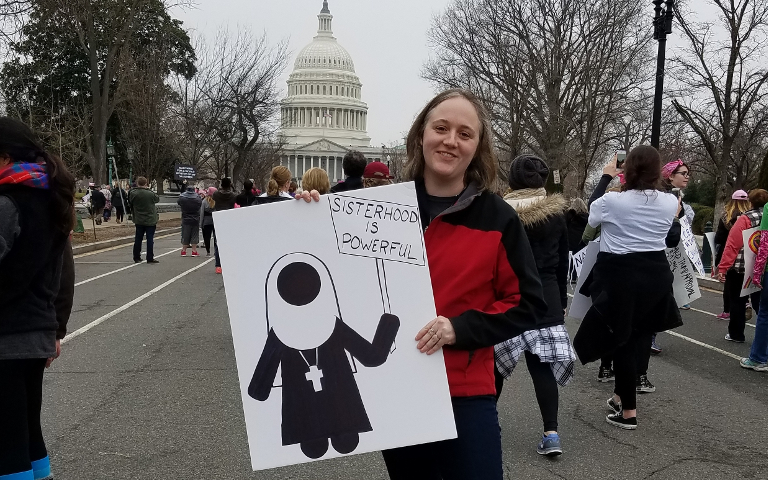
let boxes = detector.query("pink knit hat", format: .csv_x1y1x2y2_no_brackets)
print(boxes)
732,189,748,200
207,186,217,196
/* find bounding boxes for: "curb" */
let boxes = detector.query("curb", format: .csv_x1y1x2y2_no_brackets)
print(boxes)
72,227,182,255
698,275,723,292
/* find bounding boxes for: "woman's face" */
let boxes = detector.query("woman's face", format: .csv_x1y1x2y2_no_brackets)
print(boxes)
0,154,11,168
421,97,481,188
670,166,690,189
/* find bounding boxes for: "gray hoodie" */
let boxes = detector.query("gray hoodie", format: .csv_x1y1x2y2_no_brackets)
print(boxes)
177,190,202,226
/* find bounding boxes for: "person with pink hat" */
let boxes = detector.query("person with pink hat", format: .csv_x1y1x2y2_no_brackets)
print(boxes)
199,187,216,257
713,190,752,320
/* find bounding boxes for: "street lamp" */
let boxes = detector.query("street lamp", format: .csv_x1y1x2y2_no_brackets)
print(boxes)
126,148,134,186
106,139,115,185
650,0,675,149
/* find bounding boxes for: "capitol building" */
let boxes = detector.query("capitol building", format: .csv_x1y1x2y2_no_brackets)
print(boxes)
276,1,385,184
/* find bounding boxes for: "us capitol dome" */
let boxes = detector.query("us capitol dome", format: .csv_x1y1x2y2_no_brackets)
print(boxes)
277,1,384,185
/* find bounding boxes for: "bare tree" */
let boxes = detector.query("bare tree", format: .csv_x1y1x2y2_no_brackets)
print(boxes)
671,0,768,219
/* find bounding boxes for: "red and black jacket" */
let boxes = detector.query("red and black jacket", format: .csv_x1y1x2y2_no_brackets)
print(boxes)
417,181,546,397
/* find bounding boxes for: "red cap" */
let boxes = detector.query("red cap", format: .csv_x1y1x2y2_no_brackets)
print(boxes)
363,161,392,179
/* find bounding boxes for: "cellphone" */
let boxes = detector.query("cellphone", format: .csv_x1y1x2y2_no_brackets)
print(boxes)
672,188,681,199
616,150,627,168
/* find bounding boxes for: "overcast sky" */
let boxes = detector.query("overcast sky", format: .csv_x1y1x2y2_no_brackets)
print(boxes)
172,0,724,148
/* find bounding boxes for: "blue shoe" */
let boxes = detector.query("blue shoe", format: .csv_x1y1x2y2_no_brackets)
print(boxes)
537,433,563,456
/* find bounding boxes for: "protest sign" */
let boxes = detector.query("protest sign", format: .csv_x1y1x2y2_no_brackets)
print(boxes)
704,232,717,266
680,216,705,275
567,241,599,320
570,244,590,279
740,227,761,297
666,246,702,306
174,163,197,180
213,182,456,471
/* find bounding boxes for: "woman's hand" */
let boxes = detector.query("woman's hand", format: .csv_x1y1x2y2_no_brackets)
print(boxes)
296,189,320,203
676,196,683,218
603,155,622,178
46,339,61,368
717,271,726,282
415,316,456,355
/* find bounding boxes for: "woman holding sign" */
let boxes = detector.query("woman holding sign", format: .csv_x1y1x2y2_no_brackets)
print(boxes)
573,145,682,431
716,189,768,343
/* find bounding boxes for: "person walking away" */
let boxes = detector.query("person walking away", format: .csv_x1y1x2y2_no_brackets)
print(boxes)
494,154,576,456
235,179,257,207
716,189,768,343
256,166,294,204
0,117,76,480
574,145,682,430
362,161,393,188
128,176,160,264
100,185,112,222
177,185,202,257
301,167,331,194
89,184,106,225
565,198,589,255
743,199,768,371
297,89,547,479
111,183,128,224
212,178,237,274
714,190,751,319
200,187,215,257
330,150,367,193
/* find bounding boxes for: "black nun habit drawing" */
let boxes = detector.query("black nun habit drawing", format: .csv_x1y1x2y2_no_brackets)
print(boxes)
248,252,400,459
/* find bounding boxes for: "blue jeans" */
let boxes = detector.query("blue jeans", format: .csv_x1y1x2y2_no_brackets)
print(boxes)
750,273,768,363
381,396,503,480
133,225,156,262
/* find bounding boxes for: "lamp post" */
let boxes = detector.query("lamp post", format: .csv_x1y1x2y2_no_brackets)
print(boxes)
127,148,134,186
106,139,115,185
650,0,675,149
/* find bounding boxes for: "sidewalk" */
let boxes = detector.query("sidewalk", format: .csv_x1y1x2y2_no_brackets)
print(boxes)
81,211,181,230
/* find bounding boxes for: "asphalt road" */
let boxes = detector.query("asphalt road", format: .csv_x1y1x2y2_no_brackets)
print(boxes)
44,235,768,479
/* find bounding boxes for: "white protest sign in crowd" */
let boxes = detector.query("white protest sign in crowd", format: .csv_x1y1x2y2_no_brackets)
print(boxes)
665,245,702,306
567,241,600,320
740,227,761,297
679,216,705,276
213,182,456,471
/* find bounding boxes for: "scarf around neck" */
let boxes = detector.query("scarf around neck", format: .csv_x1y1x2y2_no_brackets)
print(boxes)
0,162,49,189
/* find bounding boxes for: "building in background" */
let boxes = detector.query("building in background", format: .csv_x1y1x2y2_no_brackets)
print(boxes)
277,1,384,185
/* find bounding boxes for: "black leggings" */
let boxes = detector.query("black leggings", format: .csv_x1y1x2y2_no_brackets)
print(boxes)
202,225,214,254
613,333,641,411
0,359,48,475
495,351,559,432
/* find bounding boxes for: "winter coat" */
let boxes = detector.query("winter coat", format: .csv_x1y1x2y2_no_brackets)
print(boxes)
111,187,128,211
128,187,159,226
177,190,202,226
200,199,214,228
90,189,106,209
235,189,257,207
565,209,589,253
719,208,763,274
415,180,546,397
330,176,363,193
213,188,237,211
504,189,568,328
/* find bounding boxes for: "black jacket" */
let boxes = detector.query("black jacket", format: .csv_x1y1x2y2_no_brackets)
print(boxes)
236,190,257,207
504,192,569,328
90,189,106,209
330,176,363,193
565,209,589,253
213,189,237,211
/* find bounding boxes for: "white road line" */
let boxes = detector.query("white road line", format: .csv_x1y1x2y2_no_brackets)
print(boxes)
661,330,743,361
63,258,214,345
74,248,182,287
689,307,756,328
73,232,180,259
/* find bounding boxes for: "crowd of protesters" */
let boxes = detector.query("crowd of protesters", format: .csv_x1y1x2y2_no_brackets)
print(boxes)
3,81,768,480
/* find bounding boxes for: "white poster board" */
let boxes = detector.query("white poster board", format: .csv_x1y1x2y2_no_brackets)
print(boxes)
567,241,600,320
213,182,456,471
680,216,705,275
704,232,717,265
740,227,761,297
570,244,590,279
666,246,702,306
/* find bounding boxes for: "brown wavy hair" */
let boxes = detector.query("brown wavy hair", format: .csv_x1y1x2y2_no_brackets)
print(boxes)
267,166,291,196
301,167,330,194
404,89,497,191
0,117,75,235
621,145,662,192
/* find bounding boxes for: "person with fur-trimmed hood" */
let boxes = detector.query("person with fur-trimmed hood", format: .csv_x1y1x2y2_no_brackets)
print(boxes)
494,154,576,457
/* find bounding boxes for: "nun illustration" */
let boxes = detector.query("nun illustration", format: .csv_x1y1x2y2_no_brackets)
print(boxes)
248,252,400,459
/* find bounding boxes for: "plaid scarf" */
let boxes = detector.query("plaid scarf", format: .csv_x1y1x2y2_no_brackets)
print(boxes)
0,162,49,189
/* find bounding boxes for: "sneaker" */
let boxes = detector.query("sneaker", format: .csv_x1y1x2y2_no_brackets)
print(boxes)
636,374,656,393
716,312,730,320
650,337,662,355
680,304,691,310
536,433,563,456
606,412,637,430
191,251,200,257
606,397,622,414
215,267,222,274
206,252,211,257
725,334,745,343
181,251,187,257
598,366,615,382
740,357,768,372
134,258,143,264
147,259,160,264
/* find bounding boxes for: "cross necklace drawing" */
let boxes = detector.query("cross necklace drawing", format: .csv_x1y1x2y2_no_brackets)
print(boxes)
300,348,323,392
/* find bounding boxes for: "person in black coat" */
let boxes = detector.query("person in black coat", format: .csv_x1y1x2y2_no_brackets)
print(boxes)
565,198,589,254
235,179,257,207
494,154,575,457
89,185,106,225
329,150,367,193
